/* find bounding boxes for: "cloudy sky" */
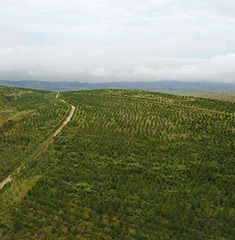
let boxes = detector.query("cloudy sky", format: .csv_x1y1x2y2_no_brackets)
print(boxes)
0,0,235,82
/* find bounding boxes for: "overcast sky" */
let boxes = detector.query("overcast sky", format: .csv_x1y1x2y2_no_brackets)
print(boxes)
0,0,235,82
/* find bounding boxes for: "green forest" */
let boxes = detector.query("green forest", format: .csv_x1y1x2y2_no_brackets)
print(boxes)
0,86,234,239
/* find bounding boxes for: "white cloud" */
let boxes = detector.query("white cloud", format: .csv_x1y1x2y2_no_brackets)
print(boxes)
0,0,235,82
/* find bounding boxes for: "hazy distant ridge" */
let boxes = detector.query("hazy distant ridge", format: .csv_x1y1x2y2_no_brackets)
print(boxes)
0,80,235,92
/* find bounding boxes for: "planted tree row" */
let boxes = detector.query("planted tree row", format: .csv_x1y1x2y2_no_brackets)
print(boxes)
0,89,234,239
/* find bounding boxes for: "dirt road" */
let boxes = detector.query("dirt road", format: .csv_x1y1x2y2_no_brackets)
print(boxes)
53,93,75,137
0,93,75,190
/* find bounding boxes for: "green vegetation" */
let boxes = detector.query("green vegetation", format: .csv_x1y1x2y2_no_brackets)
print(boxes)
0,86,68,182
0,88,234,239
178,92,235,102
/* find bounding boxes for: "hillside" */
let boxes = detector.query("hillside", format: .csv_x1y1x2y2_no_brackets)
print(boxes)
0,86,68,183
0,88,234,239
1,80,235,93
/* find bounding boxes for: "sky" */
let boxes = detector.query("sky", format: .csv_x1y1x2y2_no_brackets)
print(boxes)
0,0,235,82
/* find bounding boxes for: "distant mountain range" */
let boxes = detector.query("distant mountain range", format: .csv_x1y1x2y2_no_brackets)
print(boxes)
0,80,235,92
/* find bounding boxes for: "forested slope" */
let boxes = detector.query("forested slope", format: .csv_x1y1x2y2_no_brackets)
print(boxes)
0,87,69,182
0,89,234,239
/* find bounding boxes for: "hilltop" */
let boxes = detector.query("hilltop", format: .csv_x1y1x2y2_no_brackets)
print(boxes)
0,86,234,239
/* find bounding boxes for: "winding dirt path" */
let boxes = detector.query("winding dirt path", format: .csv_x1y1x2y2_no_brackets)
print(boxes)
0,93,75,190
53,93,75,137
0,176,12,190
